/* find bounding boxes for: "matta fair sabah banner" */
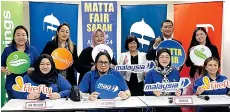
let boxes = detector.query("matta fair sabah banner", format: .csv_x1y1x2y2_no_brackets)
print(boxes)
81,1,117,59
1,1,23,107
174,1,223,77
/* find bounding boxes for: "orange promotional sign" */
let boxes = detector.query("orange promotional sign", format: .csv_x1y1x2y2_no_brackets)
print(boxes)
51,48,73,70
174,2,223,77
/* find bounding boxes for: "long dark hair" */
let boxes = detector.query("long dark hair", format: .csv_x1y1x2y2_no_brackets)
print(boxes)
201,57,220,76
188,27,212,51
11,25,29,45
53,22,74,53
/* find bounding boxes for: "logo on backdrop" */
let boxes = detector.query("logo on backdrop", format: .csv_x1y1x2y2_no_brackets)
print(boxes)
6,51,31,74
121,5,167,52
51,48,73,70
196,24,214,32
189,45,212,66
43,13,60,32
200,76,230,90
144,77,191,92
12,76,52,96
95,74,120,99
115,60,156,73
130,18,155,48
157,40,186,68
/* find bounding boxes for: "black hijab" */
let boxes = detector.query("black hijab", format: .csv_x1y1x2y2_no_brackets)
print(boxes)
29,54,58,86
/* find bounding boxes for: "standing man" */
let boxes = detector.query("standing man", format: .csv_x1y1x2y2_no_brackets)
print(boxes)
146,19,182,60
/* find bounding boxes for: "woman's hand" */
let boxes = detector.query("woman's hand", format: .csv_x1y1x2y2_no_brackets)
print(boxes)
153,91,161,97
89,92,99,101
49,92,61,100
118,91,130,100
27,92,40,100
175,90,182,96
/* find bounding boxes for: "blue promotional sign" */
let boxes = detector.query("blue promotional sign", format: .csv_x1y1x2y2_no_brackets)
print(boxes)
115,60,156,73
144,77,191,92
157,40,186,67
81,1,117,59
121,5,167,53
29,2,78,54
95,74,120,99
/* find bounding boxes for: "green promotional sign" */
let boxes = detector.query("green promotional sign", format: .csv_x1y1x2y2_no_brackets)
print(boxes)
1,1,23,107
6,51,30,74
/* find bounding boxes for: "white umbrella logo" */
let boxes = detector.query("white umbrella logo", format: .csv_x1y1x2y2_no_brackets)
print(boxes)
130,18,155,48
43,13,60,32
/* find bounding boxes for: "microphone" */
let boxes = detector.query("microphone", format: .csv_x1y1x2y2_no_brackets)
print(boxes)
197,95,210,101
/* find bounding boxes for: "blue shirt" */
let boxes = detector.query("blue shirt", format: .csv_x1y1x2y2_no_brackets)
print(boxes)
13,74,71,99
193,74,230,95
144,68,181,96
1,44,39,90
79,69,129,94
193,74,230,112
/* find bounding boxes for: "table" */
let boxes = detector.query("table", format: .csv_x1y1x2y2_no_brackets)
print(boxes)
138,95,230,107
1,97,147,111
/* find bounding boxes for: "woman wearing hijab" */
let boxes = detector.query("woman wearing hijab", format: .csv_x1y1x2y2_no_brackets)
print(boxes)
78,28,117,85
14,54,71,100
145,48,182,112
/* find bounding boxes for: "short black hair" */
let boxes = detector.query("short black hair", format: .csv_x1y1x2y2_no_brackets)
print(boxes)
11,25,29,45
95,51,112,64
161,19,174,28
124,35,140,50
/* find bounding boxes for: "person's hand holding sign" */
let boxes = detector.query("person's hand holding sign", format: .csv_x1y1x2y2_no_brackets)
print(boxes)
89,92,100,101
153,90,162,97
27,67,34,74
49,92,61,100
27,92,40,100
118,91,130,100
175,90,182,96
195,86,204,95
153,36,161,48
4,67,12,75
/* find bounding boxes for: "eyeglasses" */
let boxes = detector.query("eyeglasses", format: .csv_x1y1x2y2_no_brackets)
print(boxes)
97,61,109,66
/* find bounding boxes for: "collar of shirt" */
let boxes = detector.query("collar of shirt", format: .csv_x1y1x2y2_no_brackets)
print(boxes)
206,73,221,81
94,69,112,79
12,44,29,52
163,36,173,40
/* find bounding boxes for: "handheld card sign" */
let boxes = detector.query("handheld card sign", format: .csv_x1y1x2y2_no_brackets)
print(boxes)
6,51,31,74
95,74,120,99
25,101,46,109
201,76,230,90
157,40,186,68
97,99,115,107
115,60,156,73
174,97,193,105
190,45,212,66
51,48,73,70
144,78,191,92
92,44,113,62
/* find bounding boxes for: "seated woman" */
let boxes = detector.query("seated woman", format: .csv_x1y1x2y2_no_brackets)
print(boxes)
193,57,230,112
145,48,182,112
79,51,131,101
14,54,71,100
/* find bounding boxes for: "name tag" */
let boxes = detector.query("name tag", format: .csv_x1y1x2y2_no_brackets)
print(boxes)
25,101,46,109
97,99,115,107
174,97,193,104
